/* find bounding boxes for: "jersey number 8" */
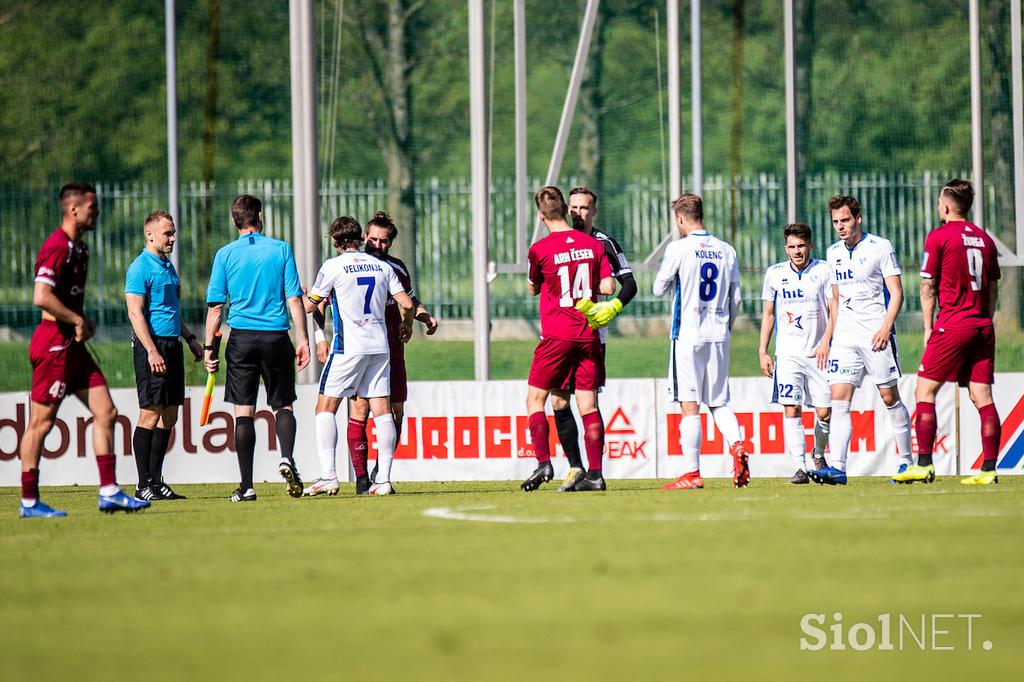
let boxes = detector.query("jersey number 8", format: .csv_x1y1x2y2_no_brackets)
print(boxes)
699,262,719,302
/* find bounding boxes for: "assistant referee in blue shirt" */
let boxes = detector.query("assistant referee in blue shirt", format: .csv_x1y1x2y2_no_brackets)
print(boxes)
125,210,204,501
204,195,310,502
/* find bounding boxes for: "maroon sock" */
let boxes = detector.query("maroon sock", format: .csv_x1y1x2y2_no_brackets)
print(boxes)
21,468,40,501
529,412,551,463
979,403,1001,471
347,418,368,477
914,401,937,463
581,411,605,472
96,453,117,488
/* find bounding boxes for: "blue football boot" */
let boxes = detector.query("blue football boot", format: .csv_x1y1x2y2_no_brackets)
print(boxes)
807,465,848,486
99,489,151,514
19,500,68,518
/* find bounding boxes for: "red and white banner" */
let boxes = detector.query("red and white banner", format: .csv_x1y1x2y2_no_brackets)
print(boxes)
0,373,967,486
958,374,1024,475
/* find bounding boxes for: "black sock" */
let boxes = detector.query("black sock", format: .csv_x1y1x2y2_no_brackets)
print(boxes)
132,427,153,487
553,408,583,470
917,452,933,467
149,427,172,484
981,459,996,472
236,416,256,490
587,469,603,481
275,410,297,463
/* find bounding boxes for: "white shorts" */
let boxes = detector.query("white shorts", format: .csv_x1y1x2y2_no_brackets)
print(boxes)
668,339,730,407
827,342,900,389
773,355,831,408
318,352,390,399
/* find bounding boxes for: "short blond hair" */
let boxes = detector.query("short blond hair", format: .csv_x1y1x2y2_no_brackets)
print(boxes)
671,193,703,222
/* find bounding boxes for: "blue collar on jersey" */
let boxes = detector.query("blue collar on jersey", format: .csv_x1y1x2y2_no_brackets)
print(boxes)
690,230,709,236
789,258,815,279
236,231,265,241
844,232,870,257
141,249,172,268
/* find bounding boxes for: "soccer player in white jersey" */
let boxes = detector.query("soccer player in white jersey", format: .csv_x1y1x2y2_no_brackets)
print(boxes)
809,195,912,485
653,193,750,489
758,224,836,484
303,216,413,496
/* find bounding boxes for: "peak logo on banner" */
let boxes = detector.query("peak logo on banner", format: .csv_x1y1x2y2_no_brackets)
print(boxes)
969,394,1024,471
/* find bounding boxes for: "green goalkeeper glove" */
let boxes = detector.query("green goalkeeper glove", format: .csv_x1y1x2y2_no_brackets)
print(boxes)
586,298,624,328
574,298,601,330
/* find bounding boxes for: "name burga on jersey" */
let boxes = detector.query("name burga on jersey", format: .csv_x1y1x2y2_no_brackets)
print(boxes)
552,248,596,265
342,261,384,274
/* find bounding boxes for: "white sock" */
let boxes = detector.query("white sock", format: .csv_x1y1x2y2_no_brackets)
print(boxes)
315,411,339,479
679,414,702,474
784,416,806,471
99,484,119,497
813,417,830,457
373,412,396,483
21,498,37,507
886,400,913,466
829,401,852,471
709,405,742,446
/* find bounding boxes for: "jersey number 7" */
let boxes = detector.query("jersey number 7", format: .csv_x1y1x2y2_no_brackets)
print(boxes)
357,277,376,314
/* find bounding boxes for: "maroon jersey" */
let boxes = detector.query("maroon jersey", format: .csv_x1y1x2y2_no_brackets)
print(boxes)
382,254,415,352
34,228,89,319
528,230,612,341
921,220,1000,329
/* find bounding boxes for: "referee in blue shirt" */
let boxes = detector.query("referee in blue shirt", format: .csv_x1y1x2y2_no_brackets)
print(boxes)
125,210,204,501
204,195,310,502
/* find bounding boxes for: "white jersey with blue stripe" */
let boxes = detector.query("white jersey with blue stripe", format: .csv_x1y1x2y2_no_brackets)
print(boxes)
761,259,833,358
309,250,404,355
653,230,741,343
826,233,902,339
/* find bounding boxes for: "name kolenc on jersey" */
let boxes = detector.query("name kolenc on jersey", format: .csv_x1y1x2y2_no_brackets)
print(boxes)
342,262,384,274
695,248,724,259
553,248,595,265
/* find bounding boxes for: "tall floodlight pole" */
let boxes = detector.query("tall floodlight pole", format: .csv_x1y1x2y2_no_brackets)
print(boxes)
969,0,984,228
469,0,490,380
691,0,702,197
290,0,319,382
514,0,528,263
165,0,179,271
1012,0,1024,250
667,0,681,205
783,0,797,223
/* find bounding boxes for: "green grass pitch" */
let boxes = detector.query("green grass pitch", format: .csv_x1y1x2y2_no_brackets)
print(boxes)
1,477,1020,680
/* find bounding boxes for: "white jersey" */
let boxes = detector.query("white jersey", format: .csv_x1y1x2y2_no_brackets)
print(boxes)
653,230,741,343
761,259,833,357
309,250,404,355
826,233,902,340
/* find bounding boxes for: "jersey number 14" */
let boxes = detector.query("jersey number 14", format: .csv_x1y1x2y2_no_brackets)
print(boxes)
557,263,592,307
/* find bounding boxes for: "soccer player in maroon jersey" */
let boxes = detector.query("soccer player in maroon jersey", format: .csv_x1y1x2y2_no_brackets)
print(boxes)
894,179,1002,485
522,186,615,492
309,211,437,495
18,183,150,517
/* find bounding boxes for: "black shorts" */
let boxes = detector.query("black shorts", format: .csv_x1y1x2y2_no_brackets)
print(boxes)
133,336,185,407
224,329,296,409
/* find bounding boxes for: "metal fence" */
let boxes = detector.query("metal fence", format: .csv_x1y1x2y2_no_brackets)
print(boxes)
0,171,981,337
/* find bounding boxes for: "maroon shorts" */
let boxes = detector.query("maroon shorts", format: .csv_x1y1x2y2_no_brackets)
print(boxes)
562,342,607,391
918,324,995,386
528,337,603,391
390,344,408,404
29,321,107,404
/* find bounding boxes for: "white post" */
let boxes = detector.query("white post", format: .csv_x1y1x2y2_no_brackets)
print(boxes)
1012,0,1024,251
691,0,702,196
531,0,600,244
514,0,528,263
469,0,490,380
667,0,681,201
165,0,179,271
970,0,984,228
783,0,797,224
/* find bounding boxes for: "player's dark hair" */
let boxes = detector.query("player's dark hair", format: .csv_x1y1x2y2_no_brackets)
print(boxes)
59,182,96,210
534,186,567,221
828,194,861,219
231,194,263,230
941,178,974,216
330,215,363,249
569,186,598,208
783,223,812,243
671,193,703,222
366,210,398,240
145,210,174,228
